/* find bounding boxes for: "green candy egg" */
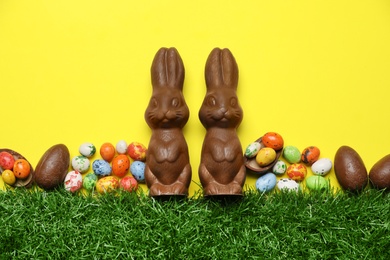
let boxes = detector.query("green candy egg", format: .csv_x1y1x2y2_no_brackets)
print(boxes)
83,173,98,190
305,175,329,191
283,145,301,163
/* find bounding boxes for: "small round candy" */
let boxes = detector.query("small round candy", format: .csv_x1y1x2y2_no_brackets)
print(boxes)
130,161,145,182
83,173,98,191
100,142,116,162
116,140,128,154
1,169,16,185
120,176,138,192
71,155,90,173
64,171,83,193
262,132,284,151
255,147,276,167
306,175,329,191
127,142,147,161
301,146,320,165
286,163,307,182
0,151,15,170
255,172,277,193
79,142,96,158
13,159,31,179
112,154,130,178
92,159,112,176
244,142,261,158
272,160,287,175
277,178,300,192
283,146,301,163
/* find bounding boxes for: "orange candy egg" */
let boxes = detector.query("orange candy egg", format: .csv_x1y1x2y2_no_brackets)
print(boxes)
13,159,31,179
262,132,284,151
301,146,320,165
111,154,130,178
100,142,116,162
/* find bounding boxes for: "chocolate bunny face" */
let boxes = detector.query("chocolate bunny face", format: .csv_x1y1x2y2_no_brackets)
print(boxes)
145,48,189,129
199,48,243,129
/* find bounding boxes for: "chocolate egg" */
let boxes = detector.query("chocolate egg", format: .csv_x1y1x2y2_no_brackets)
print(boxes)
334,146,368,192
34,144,70,190
369,154,390,190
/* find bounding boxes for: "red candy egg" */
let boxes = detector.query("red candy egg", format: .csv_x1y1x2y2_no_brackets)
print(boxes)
127,142,147,161
0,151,15,170
301,146,320,165
120,176,138,192
286,163,307,182
112,154,130,178
262,132,284,151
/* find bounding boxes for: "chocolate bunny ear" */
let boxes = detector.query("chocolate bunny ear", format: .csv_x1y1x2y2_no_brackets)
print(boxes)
205,48,239,90
151,47,185,90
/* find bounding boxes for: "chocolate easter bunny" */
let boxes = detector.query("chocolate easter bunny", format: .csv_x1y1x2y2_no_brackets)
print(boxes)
198,48,246,196
144,47,192,197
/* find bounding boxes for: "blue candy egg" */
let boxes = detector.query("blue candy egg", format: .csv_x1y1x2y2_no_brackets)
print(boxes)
255,172,277,193
92,159,112,176
130,161,145,182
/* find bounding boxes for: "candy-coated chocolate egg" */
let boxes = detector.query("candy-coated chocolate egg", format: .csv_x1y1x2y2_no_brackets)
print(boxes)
301,146,320,165
286,163,307,181
79,142,96,158
100,142,115,162
305,175,329,191
13,159,31,179
120,176,138,192
272,160,287,175
276,178,300,192
96,176,119,194
127,142,147,161
130,161,145,182
64,171,83,193
71,155,90,173
311,158,332,176
255,172,277,193
283,146,301,163
262,132,284,151
83,173,98,191
92,159,112,176
112,154,130,178
0,151,15,170
255,147,276,167
116,140,128,154
1,169,16,185
244,142,261,158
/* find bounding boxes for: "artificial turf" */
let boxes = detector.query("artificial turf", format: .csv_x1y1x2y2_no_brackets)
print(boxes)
1,187,389,259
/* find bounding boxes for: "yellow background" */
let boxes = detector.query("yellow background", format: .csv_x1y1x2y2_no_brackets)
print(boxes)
1,0,390,195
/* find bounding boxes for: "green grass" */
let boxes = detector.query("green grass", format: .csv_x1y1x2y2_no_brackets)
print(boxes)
1,188,390,259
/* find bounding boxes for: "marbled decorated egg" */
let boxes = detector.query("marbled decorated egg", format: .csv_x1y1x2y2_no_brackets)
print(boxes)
83,173,98,191
311,158,332,176
71,155,90,173
92,159,112,176
286,163,307,181
127,142,147,161
244,141,261,158
130,161,145,182
301,146,320,165
64,171,83,193
255,172,277,193
79,142,96,158
272,160,287,175
276,178,300,192
96,176,119,194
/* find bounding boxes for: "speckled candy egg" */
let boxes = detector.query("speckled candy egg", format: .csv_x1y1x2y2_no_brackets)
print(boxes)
255,172,277,193
71,155,90,173
301,146,320,165
112,154,130,178
256,147,276,167
244,141,261,158
262,132,284,151
79,142,96,158
272,160,287,175
286,163,307,181
92,159,112,176
127,142,147,161
311,158,332,176
120,176,138,192
276,178,300,192
283,146,301,163
96,176,119,194
130,161,145,182
116,140,128,154
305,175,329,191
64,171,83,193
83,173,98,191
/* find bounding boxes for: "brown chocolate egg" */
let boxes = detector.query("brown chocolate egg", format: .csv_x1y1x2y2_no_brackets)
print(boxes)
0,148,34,187
369,154,390,190
334,146,368,192
34,144,70,190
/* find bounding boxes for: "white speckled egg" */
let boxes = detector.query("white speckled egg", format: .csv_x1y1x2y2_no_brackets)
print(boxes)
71,155,90,173
116,140,128,154
244,142,261,158
79,142,96,158
272,160,287,175
64,170,83,193
311,158,332,176
276,178,300,192
255,172,277,193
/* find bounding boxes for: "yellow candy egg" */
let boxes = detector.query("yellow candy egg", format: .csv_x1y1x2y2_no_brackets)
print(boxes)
2,169,16,185
255,147,276,167
96,176,119,194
